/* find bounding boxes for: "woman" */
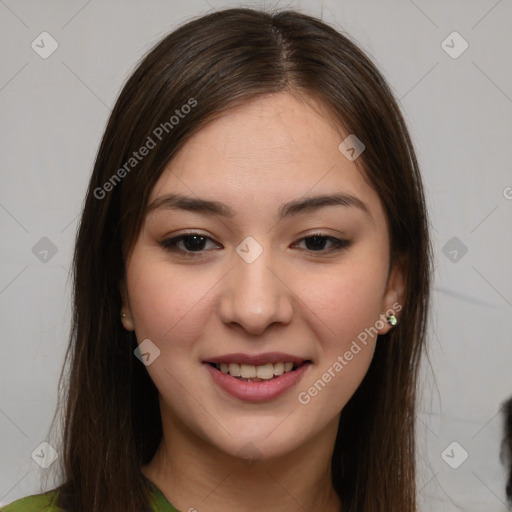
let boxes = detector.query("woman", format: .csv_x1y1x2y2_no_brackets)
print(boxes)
1,7,431,512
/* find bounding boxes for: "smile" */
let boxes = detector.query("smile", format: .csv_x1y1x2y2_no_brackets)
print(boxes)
203,353,312,402
210,361,299,382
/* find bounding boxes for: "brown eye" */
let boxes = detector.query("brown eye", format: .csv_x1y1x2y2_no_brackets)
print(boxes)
293,234,351,253
160,233,221,255
159,232,351,258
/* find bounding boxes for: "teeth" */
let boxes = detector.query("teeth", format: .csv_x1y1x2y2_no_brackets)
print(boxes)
215,361,298,379
256,363,274,380
273,362,284,376
240,364,257,379
228,363,240,377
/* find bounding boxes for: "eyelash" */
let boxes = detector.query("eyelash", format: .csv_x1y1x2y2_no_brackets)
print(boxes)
159,232,351,257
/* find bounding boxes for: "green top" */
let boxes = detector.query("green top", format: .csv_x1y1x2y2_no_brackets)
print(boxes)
0,480,180,512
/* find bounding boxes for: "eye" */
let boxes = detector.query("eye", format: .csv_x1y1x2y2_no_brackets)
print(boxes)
159,231,351,257
292,233,351,253
159,233,220,256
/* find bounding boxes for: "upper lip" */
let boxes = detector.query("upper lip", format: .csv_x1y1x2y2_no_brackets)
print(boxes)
204,352,310,366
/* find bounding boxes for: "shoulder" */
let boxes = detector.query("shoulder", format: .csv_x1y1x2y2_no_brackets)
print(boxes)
1,485,179,512
0,490,61,512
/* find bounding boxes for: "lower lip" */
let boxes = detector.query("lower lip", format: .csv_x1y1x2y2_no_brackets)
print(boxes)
204,363,311,402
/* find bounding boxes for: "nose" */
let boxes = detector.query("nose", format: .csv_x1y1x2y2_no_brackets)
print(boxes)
218,246,293,336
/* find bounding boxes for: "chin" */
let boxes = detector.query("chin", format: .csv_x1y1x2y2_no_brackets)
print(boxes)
197,416,319,463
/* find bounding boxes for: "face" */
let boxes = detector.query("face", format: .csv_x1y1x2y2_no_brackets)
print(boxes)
121,92,404,461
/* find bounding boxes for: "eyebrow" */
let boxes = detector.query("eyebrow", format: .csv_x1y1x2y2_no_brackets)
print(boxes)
146,192,373,222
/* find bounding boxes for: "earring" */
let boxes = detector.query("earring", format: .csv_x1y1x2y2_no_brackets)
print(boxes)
121,313,126,319
387,315,398,326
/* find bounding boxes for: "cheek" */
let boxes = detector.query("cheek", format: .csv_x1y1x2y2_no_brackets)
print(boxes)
126,254,216,344
293,262,387,421
298,256,389,342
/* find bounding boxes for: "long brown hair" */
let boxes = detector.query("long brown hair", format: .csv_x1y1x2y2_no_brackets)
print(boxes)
47,7,432,511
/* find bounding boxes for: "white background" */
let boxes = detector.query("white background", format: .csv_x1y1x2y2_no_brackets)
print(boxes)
1,1,511,510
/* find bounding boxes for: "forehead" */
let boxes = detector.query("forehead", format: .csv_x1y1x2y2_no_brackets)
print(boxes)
148,92,385,224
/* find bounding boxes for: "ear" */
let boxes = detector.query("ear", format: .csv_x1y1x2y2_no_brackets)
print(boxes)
377,254,406,335
119,279,135,332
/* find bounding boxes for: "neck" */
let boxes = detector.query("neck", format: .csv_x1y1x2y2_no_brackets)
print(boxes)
142,414,342,512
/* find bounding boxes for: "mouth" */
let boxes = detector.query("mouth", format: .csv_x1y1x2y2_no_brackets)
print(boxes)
202,352,312,401
206,360,310,383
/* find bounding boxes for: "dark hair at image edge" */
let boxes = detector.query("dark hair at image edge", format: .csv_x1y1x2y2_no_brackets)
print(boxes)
42,7,432,512
501,397,512,506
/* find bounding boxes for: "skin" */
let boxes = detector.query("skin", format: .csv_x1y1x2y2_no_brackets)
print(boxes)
120,92,404,512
